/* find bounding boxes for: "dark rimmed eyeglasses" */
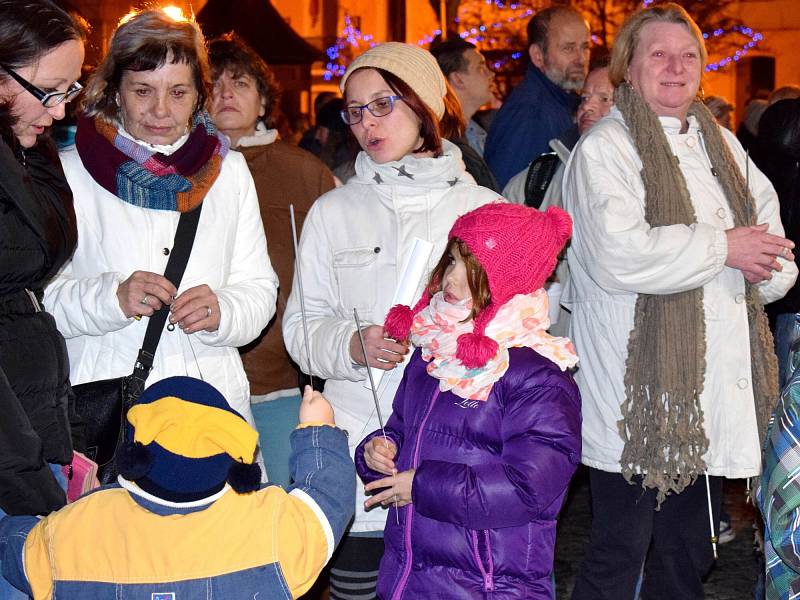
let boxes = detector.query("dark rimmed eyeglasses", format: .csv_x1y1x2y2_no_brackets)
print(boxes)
1,65,82,108
340,95,403,125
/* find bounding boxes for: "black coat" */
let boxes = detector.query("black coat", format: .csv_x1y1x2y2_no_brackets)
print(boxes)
0,138,79,515
450,136,499,192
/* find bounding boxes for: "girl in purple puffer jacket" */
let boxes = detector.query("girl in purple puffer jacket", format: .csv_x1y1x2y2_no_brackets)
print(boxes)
355,202,581,598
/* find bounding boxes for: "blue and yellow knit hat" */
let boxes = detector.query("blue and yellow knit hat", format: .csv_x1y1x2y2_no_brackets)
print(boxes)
117,376,262,502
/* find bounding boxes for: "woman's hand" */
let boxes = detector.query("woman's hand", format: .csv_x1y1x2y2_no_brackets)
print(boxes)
364,437,397,476
349,325,409,370
725,224,795,283
299,385,335,426
364,469,415,509
170,284,221,333
117,271,177,318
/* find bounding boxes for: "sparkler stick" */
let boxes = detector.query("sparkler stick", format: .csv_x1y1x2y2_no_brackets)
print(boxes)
290,204,314,388
745,148,751,225
354,308,399,523
353,308,388,445
705,473,719,560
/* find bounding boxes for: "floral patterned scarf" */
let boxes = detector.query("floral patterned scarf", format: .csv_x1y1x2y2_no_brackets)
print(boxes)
410,289,578,401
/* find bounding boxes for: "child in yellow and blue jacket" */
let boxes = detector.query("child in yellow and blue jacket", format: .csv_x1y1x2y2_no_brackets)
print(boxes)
0,376,354,599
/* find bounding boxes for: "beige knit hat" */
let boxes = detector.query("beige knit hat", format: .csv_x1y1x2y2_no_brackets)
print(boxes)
339,42,447,119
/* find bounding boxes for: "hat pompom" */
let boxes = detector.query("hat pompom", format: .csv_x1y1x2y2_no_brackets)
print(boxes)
544,206,572,245
228,460,262,494
456,332,499,369
384,304,414,341
116,442,153,481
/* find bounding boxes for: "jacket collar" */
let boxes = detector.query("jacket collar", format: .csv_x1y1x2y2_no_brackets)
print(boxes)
522,64,580,111
118,475,232,515
0,139,49,244
351,139,467,190
234,122,279,149
607,105,700,136
549,137,572,164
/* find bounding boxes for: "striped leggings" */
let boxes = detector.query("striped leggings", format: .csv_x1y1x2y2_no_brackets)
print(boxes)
328,535,385,600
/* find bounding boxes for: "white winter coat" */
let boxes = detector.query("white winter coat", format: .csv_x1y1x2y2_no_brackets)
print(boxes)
45,147,278,427
562,106,798,478
283,141,500,532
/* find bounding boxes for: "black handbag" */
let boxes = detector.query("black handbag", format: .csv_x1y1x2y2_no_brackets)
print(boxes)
72,204,203,484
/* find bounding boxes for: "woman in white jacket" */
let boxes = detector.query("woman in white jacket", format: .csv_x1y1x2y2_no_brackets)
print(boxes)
564,5,797,599
283,42,499,598
44,10,277,433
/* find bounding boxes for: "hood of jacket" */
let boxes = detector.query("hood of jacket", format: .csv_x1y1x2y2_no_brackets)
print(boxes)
349,139,468,190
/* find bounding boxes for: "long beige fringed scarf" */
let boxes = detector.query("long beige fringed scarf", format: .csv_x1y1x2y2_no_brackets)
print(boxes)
615,82,779,504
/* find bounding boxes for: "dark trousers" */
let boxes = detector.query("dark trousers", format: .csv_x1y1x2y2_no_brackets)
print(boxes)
328,535,384,600
572,468,722,600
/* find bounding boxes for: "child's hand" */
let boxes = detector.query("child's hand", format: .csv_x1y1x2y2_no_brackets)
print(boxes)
364,437,397,475
364,469,415,509
299,385,335,425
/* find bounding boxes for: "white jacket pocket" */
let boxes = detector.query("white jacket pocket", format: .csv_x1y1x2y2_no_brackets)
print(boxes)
333,246,379,312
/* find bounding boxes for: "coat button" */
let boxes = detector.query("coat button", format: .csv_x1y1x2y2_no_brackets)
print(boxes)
686,137,696,148
735,293,745,304
716,208,726,219
162,247,170,255
736,378,748,389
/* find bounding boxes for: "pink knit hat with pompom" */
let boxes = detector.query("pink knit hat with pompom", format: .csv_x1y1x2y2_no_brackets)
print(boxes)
384,203,572,368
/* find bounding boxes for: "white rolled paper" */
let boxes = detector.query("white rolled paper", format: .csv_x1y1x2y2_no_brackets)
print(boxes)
364,237,434,390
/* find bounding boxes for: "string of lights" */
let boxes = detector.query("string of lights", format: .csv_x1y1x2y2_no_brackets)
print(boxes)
704,26,763,71
323,2,764,79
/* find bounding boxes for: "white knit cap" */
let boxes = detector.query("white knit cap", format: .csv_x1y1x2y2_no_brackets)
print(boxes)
340,42,447,119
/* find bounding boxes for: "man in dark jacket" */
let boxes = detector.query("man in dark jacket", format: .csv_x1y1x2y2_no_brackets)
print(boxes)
431,37,500,191
484,6,590,189
430,37,495,157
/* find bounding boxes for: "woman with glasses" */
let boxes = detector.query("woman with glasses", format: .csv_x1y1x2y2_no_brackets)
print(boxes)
0,0,85,596
43,10,278,468
283,42,500,599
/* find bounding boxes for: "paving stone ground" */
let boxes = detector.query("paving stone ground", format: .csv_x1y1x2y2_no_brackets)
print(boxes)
554,468,762,600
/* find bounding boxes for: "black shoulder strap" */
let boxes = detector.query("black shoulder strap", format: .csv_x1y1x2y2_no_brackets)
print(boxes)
132,204,203,379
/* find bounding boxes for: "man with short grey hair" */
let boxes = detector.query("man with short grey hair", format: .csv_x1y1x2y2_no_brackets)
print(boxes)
484,6,590,188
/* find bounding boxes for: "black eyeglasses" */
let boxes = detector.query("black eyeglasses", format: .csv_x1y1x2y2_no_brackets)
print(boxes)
340,95,403,125
1,65,82,108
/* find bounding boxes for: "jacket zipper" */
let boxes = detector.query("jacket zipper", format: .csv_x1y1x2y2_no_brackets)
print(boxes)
390,388,440,600
470,529,495,592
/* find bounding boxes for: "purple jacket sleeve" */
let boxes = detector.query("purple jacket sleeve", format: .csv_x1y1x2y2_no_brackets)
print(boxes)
354,428,403,484
411,372,581,529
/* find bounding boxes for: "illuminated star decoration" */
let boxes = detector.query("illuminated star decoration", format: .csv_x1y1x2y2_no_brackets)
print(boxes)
324,1,764,79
